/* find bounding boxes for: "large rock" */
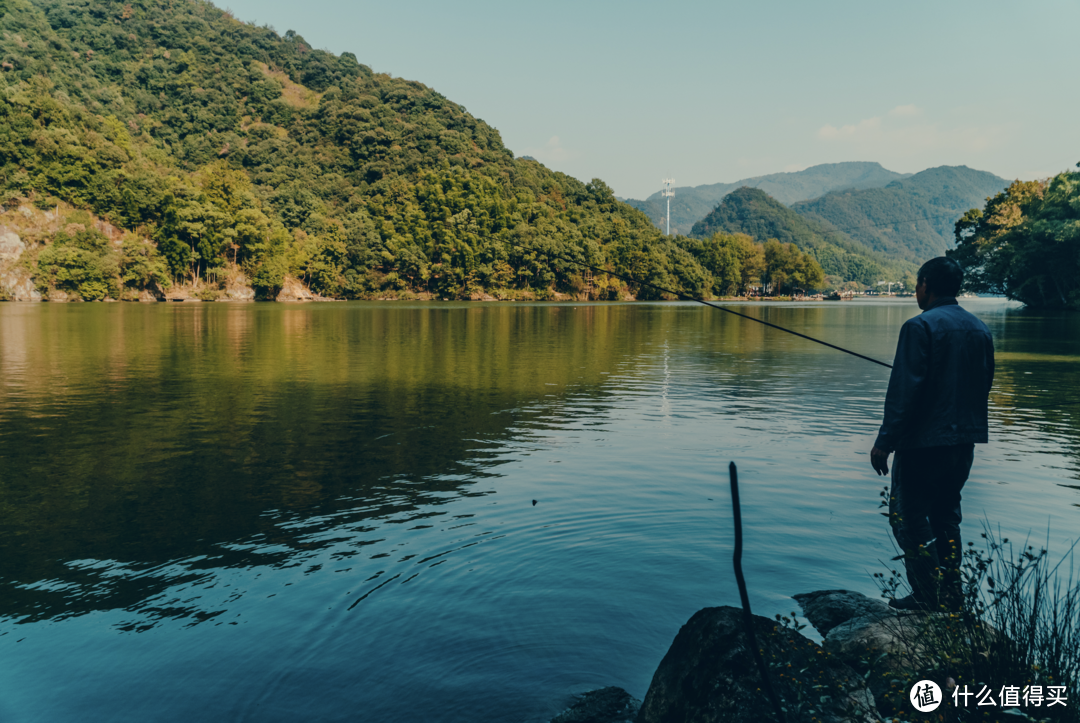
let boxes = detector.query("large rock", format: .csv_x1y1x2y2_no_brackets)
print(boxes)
46,288,74,302
794,589,929,674
142,281,167,301
823,611,927,671
0,228,24,263
221,277,255,301
0,228,42,301
795,589,940,717
0,270,41,301
550,687,640,723
792,590,891,637
638,606,878,723
276,275,332,302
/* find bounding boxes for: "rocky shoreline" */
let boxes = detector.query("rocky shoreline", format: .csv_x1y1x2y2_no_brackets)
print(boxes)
549,589,955,723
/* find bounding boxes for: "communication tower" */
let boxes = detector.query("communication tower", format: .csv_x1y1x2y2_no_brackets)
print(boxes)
661,178,674,236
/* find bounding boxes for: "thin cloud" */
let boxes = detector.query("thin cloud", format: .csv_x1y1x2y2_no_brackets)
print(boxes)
888,104,921,117
818,116,882,140
817,108,1006,153
523,135,575,164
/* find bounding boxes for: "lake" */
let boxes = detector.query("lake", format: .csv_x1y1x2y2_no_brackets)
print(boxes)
1,299,1077,722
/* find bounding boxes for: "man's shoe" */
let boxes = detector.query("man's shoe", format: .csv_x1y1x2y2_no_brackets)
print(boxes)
888,595,935,612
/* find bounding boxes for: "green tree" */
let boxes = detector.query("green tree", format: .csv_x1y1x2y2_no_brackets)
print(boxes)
700,234,741,296
120,233,170,290
35,226,120,300
762,239,824,295
950,174,1079,309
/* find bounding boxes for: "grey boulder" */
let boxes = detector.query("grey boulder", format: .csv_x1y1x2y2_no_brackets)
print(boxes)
637,606,878,723
792,590,892,637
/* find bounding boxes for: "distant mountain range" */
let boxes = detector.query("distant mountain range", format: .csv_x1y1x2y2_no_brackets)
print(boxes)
625,162,909,235
792,166,1010,263
629,162,1009,270
690,187,915,286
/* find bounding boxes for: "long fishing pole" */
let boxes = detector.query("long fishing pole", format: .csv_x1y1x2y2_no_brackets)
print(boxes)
513,242,893,369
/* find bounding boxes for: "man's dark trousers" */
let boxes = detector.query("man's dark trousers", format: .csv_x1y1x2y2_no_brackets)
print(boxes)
889,444,975,605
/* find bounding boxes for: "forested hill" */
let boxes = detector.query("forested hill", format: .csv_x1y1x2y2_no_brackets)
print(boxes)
0,0,714,301
792,166,1010,263
625,162,907,236
691,187,916,287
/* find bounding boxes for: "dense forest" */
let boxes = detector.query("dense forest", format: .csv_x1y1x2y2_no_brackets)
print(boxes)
0,0,731,301
690,187,916,289
792,166,1009,264
950,168,1080,310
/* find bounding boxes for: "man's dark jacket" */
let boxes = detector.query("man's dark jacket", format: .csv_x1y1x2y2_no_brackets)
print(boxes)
874,298,995,453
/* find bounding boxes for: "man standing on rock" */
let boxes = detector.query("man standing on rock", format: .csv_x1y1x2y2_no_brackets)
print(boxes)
870,257,995,611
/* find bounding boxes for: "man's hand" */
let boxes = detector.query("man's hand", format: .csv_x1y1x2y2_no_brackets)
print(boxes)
870,447,891,476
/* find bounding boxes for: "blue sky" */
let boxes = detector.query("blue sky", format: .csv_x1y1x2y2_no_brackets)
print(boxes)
221,0,1077,199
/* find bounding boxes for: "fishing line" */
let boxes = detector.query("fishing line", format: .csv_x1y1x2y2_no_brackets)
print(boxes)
513,242,894,369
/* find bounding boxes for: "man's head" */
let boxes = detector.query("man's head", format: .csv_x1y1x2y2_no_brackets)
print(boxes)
916,257,963,309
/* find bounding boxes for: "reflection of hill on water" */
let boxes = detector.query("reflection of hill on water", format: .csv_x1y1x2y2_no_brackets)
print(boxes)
0,303,633,624
0,302,786,626
2,301,1077,627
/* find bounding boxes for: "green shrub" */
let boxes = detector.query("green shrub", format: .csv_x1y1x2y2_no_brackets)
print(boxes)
250,254,289,299
35,228,120,300
120,234,170,290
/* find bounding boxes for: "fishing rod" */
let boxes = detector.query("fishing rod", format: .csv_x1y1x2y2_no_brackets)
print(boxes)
513,242,894,370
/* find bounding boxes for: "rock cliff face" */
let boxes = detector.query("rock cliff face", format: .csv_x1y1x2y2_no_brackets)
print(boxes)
276,275,332,302
129,282,166,302
222,276,256,301
0,226,41,301
0,228,23,263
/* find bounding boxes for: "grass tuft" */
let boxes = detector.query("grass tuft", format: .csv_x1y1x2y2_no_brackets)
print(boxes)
872,526,1079,722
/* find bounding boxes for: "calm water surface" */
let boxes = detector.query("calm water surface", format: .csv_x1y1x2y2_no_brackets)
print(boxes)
1,299,1077,722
